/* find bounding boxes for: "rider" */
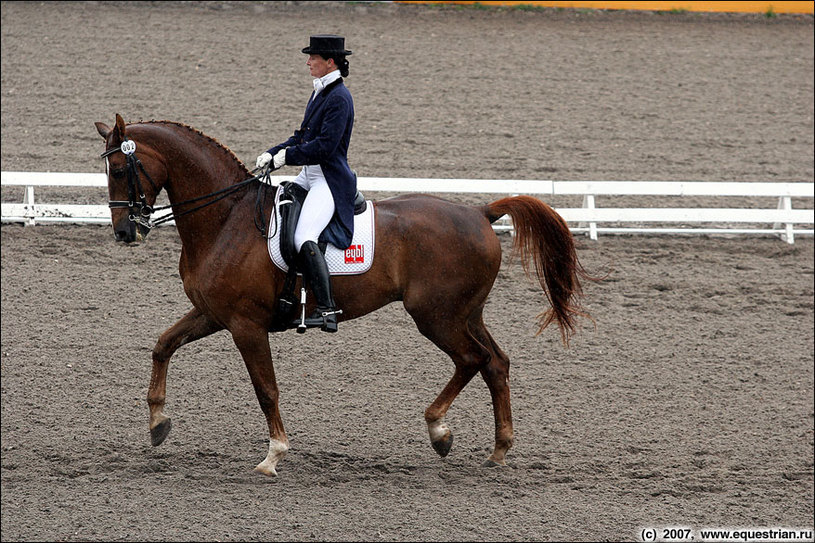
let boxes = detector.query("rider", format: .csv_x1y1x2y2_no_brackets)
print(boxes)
256,35,355,333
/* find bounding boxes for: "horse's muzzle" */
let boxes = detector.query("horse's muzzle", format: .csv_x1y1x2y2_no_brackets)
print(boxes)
112,217,150,243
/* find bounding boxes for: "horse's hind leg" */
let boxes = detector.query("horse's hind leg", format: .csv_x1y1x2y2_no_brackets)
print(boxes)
474,325,514,466
424,361,483,458
149,307,223,446
408,308,493,460
410,308,514,466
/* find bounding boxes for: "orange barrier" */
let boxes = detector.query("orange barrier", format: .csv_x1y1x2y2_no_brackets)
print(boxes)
395,1,814,14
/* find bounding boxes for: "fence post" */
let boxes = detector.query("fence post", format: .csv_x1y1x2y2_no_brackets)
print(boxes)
579,194,598,240
774,196,794,244
23,184,36,226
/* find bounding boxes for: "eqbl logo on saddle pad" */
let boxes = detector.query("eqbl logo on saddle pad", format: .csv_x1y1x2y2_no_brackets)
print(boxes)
344,245,364,264
267,190,376,276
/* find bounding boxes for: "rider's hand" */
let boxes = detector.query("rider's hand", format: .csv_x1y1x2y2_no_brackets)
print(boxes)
256,152,272,169
273,149,287,169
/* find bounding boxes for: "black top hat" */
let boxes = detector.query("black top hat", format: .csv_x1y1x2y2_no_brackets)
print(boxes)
302,35,352,56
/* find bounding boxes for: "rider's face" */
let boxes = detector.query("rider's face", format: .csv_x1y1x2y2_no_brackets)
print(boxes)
307,54,334,78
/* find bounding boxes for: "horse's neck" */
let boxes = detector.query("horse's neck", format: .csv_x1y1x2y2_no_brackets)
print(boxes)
147,125,253,248
157,127,248,201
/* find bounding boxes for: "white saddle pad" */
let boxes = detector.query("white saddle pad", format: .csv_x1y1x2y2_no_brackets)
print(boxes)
267,187,375,275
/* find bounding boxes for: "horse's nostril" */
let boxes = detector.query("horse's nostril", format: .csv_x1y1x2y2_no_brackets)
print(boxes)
114,229,132,243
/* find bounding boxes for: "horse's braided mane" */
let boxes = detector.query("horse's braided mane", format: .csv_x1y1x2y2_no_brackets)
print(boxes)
138,119,251,175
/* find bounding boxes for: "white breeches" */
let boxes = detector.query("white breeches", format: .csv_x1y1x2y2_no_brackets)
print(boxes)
292,165,335,252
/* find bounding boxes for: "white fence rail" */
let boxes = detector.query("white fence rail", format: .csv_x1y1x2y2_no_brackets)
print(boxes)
2,171,813,243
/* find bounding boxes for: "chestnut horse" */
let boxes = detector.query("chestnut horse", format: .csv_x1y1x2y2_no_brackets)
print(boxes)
95,114,592,476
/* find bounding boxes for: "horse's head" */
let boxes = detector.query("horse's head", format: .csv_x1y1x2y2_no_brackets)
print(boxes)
95,114,167,243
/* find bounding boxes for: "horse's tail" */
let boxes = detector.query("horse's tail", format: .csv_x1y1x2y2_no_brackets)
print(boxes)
484,196,595,346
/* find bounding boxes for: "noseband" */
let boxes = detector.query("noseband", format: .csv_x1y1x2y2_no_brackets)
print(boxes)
101,138,159,231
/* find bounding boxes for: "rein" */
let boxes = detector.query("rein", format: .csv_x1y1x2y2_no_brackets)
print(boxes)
101,139,277,236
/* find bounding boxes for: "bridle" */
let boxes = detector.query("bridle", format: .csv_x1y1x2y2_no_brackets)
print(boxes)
102,138,158,230
101,138,277,235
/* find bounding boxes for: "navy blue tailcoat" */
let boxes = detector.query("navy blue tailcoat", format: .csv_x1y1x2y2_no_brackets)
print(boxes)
267,79,356,250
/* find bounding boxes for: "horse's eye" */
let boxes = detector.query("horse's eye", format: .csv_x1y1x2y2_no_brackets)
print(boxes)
111,168,126,179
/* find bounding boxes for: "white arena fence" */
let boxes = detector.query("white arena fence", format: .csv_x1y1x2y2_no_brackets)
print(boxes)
2,171,813,244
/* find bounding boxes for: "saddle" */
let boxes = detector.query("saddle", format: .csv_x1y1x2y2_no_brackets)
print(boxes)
272,182,368,332
277,182,367,269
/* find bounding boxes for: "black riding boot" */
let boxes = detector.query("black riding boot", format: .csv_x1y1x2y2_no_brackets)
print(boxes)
298,241,340,333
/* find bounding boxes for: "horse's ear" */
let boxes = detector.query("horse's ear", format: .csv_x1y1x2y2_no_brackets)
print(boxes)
95,122,111,139
113,113,127,142
104,113,127,145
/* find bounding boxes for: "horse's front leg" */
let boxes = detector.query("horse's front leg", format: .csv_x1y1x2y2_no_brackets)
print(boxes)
148,307,223,446
230,323,289,476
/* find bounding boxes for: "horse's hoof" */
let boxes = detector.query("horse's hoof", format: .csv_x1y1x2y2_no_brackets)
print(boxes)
431,433,453,457
150,418,172,447
254,438,287,477
482,458,507,468
254,463,279,477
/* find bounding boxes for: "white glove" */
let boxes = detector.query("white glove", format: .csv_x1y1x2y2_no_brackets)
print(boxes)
273,149,287,169
256,152,272,169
